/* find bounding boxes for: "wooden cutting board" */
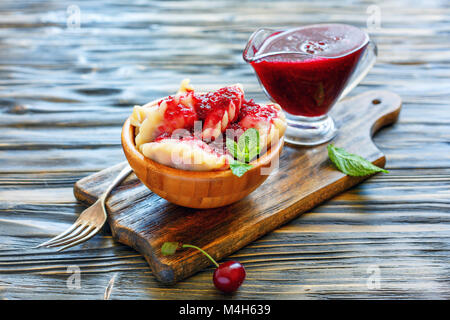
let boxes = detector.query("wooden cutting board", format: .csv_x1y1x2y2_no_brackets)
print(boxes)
74,90,401,285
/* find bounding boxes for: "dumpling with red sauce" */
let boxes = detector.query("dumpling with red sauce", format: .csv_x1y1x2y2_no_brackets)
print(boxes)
195,84,244,141
131,79,198,150
140,136,232,171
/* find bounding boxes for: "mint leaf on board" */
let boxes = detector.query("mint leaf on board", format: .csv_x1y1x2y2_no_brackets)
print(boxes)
230,161,253,177
327,144,389,176
161,242,180,256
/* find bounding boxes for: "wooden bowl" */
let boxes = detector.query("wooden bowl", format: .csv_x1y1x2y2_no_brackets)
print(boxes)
121,118,284,209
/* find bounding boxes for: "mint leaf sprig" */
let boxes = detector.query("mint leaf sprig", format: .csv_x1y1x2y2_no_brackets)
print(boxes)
226,128,260,177
327,144,388,176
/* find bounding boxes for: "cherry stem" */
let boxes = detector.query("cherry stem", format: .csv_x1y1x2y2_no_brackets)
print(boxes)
182,244,220,268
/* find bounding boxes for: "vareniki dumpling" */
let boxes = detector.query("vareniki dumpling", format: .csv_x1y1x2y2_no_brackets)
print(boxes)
141,136,232,171
197,84,244,141
130,85,198,149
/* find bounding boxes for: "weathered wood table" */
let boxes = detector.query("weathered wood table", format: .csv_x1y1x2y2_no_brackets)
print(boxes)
0,0,449,299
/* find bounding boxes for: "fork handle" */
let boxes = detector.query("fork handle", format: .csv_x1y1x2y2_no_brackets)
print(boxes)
100,162,133,203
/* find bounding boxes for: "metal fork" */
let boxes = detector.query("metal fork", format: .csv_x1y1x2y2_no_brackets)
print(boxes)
37,163,133,251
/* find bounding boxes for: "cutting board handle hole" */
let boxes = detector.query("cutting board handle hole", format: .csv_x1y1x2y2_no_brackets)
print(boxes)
372,99,381,105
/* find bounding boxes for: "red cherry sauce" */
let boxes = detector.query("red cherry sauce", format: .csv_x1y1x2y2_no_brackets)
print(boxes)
159,93,198,133
238,99,279,123
194,86,243,124
250,24,368,117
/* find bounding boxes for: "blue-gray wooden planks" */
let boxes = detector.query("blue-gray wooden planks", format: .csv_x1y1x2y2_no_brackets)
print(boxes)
0,0,449,299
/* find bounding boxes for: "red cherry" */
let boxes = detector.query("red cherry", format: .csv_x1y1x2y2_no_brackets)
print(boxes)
161,243,246,294
213,261,246,293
